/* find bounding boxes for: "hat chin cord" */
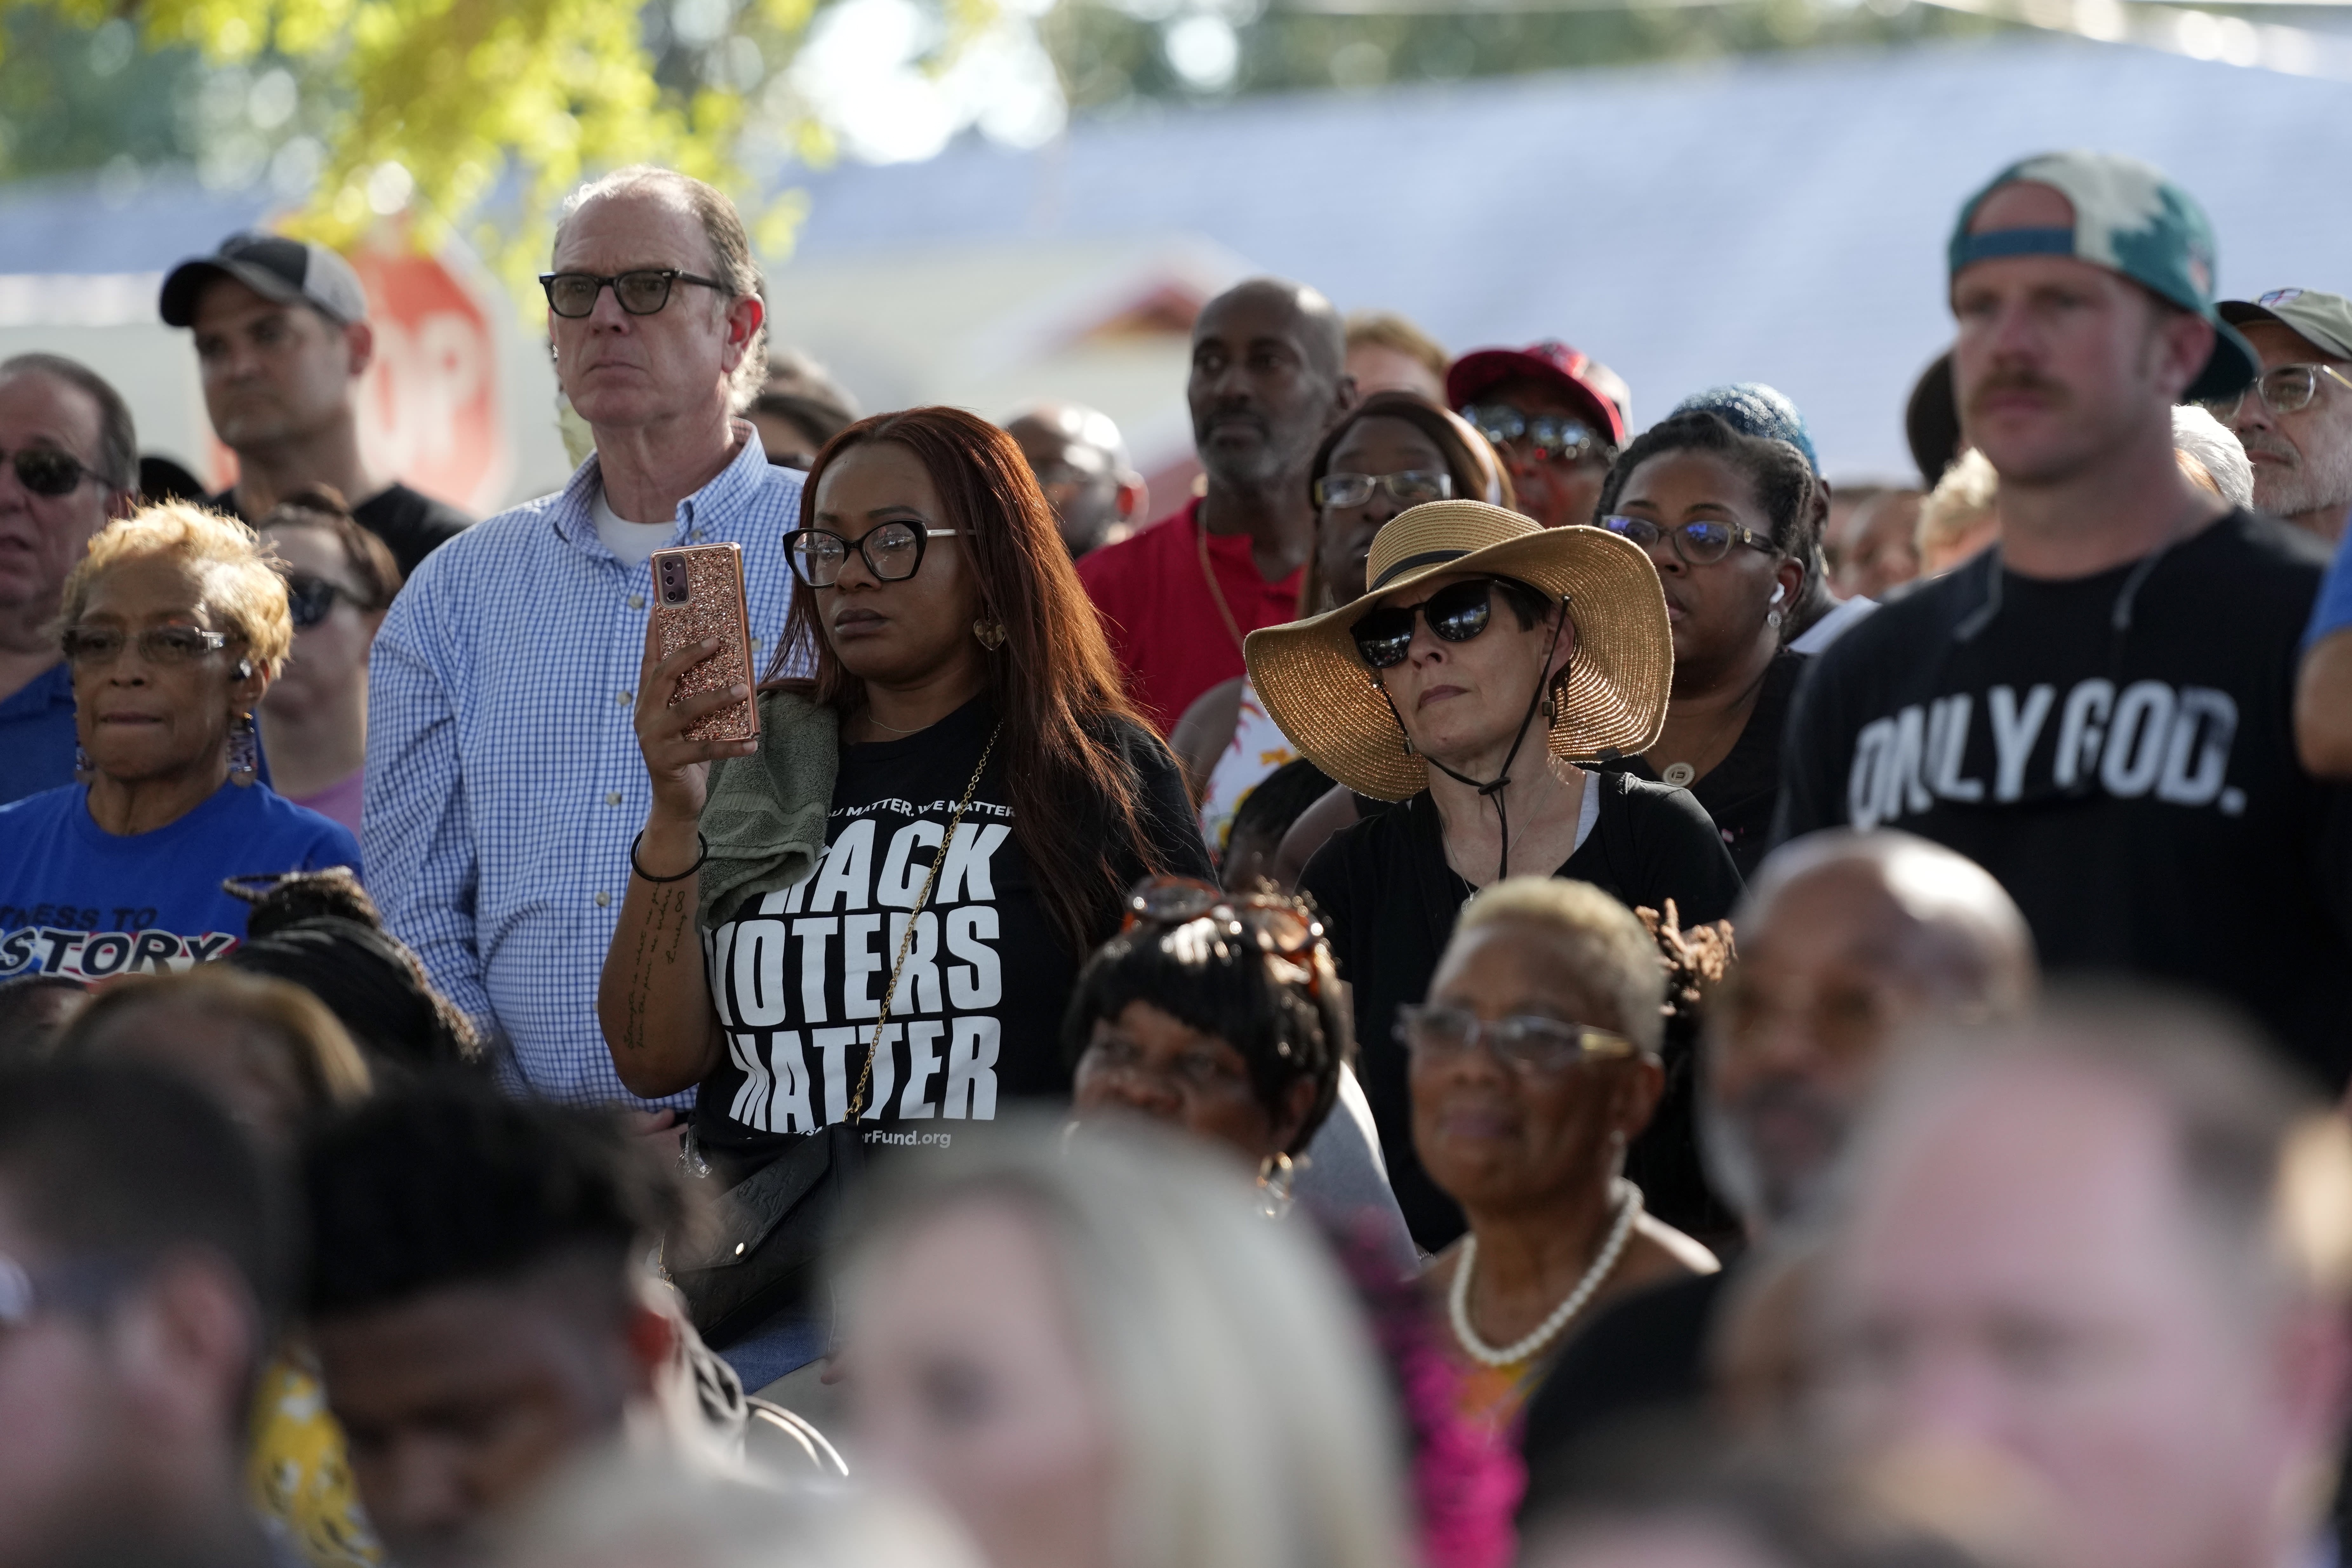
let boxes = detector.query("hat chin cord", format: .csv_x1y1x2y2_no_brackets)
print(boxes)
1391,598,1568,887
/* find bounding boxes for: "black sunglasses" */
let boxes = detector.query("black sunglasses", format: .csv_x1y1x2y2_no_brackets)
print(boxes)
284,573,360,630
0,446,97,499
1350,578,1497,670
538,269,729,319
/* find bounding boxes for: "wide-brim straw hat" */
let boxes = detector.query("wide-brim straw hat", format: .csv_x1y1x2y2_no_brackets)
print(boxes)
1244,501,1673,802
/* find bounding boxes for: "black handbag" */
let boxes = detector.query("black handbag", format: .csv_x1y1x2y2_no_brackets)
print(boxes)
670,1118,860,1346
666,725,1002,1347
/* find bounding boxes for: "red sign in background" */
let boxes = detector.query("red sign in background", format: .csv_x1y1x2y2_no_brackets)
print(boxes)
209,242,510,515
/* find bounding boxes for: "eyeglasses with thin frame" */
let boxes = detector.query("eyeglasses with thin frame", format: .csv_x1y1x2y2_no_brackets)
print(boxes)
539,269,730,319
0,446,98,499
1460,404,1613,466
1349,578,1499,670
60,625,237,667
1397,1002,1637,1074
1314,470,1454,510
783,521,965,589
2201,362,2352,422
1079,1028,1259,1097
1598,513,1779,567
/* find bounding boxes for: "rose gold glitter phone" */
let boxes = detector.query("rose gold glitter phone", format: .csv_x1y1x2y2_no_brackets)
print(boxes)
651,543,760,744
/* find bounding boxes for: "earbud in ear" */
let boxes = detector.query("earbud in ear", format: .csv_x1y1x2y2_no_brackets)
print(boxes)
1769,585,1786,606
236,659,254,681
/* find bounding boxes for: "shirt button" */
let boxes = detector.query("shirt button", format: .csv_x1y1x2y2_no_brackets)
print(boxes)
628,594,645,609
617,691,632,705
595,890,612,908
606,791,623,806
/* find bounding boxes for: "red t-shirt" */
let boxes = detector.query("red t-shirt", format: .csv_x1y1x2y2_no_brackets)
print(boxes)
1076,498,1307,732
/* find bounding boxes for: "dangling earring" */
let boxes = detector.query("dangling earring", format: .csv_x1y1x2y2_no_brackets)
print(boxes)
973,618,1008,651
72,744,92,781
1256,1152,1296,1221
1766,608,1784,630
228,712,260,786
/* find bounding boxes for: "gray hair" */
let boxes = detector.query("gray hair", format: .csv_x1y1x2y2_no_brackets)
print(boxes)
2173,402,2255,508
1917,447,1998,559
837,1121,1411,1568
0,353,137,491
559,166,768,410
1455,877,1667,1053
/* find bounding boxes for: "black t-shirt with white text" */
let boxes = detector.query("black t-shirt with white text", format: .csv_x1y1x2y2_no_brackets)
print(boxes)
692,696,1211,1173
1775,510,2352,1084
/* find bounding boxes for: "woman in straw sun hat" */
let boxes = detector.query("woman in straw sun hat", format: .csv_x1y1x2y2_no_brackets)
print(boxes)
1250,501,1741,1251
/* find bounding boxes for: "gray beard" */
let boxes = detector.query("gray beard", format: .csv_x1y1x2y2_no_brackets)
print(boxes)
2251,436,2352,523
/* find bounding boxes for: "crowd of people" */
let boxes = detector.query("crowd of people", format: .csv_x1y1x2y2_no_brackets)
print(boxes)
0,144,2349,1568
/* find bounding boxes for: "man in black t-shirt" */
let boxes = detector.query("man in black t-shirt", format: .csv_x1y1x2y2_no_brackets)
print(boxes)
1776,150,2352,1086
160,232,471,578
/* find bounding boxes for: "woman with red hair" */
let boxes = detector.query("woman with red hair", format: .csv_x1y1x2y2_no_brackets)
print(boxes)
600,407,1211,1386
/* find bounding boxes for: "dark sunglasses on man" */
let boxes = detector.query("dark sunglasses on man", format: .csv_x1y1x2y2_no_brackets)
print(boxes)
1460,405,1612,466
0,445,99,499
539,268,730,319
1350,577,1505,670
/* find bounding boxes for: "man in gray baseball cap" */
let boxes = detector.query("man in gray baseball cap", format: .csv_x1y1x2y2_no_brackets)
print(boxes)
2209,288,2352,546
160,232,469,577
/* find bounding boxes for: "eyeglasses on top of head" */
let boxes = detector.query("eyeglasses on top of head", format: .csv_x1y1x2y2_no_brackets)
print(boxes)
783,522,965,588
1460,404,1614,466
1396,1002,1636,1073
59,625,238,667
0,446,99,498
1598,514,1779,567
1349,577,1508,671
539,269,731,319
2202,362,2352,422
1314,470,1454,510
1122,877,1325,960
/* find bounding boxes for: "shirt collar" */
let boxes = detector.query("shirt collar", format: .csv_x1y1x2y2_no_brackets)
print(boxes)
552,419,769,555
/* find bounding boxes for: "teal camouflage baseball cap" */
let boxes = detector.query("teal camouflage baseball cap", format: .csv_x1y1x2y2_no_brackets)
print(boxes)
1948,150,2258,402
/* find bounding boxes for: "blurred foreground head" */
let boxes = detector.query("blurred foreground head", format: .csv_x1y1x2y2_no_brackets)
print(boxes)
836,1120,1409,1568
495,1448,980,1568
0,1059,286,1568
302,1080,691,1568
1809,994,2352,1568
1701,830,2035,1235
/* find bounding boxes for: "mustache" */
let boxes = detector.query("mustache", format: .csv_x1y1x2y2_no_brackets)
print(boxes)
2237,431,2298,465
1198,407,1268,437
1966,370,2070,416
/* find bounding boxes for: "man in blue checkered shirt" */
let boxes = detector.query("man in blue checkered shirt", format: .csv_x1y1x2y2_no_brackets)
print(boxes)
364,167,803,1108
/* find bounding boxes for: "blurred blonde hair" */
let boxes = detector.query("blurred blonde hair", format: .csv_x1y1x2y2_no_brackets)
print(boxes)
496,1448,982,1568
839,1122,1412,1568
1916,449,1999,566
1456,877,1666,1053
61,501,294,677
1345,309,1449,384
58,967,371,1115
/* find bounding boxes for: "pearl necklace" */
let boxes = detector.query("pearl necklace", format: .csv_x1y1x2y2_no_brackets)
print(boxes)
1448,1180,1643,1368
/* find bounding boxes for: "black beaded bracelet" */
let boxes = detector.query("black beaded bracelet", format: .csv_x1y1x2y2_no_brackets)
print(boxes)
630,830,709,884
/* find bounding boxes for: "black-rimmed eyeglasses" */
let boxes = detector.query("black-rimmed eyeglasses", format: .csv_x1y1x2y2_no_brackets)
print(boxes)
1314,470,1453,510
1598,513,1778,567
783,522,964,588
539,269,730,319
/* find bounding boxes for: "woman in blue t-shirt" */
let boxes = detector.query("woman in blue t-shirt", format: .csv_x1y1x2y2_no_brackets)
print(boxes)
0,501,360,983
